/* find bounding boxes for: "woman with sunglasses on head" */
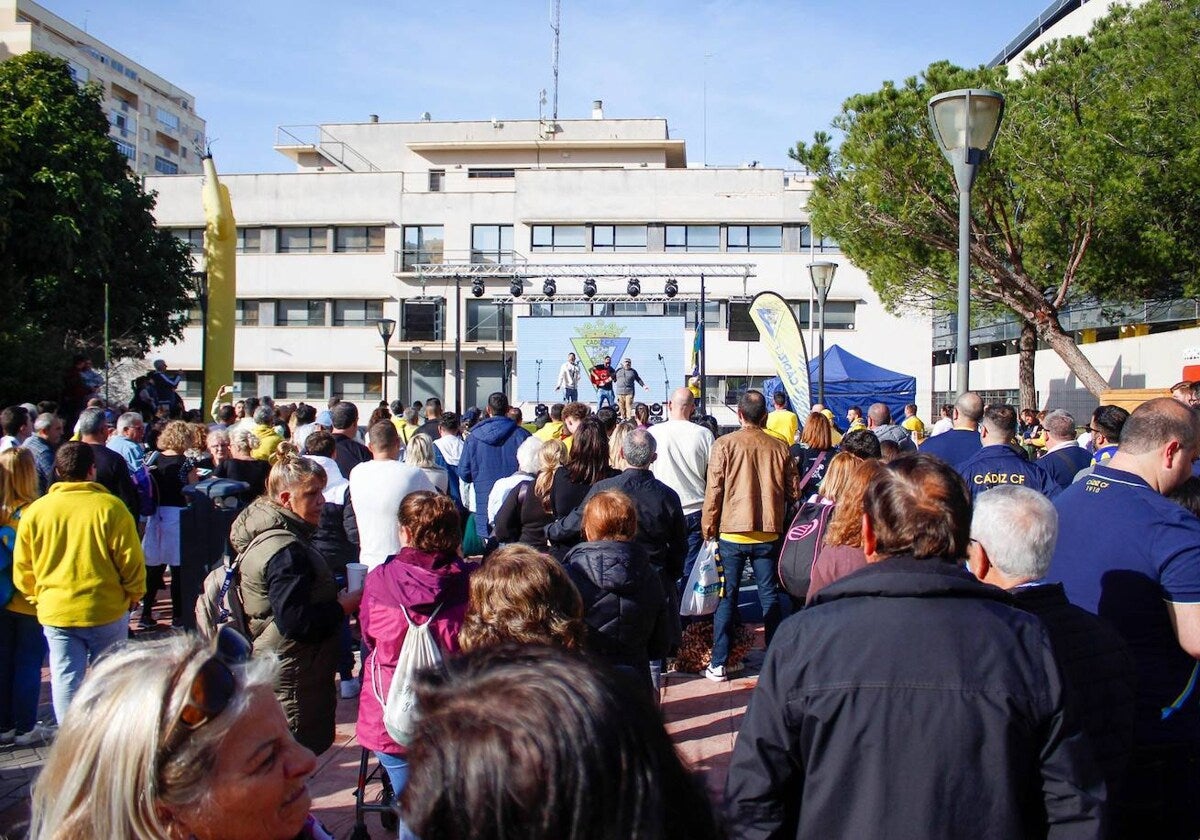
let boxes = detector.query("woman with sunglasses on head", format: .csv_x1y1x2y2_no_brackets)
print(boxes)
29,630,334,840
230,451,362,756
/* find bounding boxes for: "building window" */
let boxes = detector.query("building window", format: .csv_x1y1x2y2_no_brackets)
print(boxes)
401,299,444,341
593,225,647,252
727,225,783,252
233,372,258,396
824,300,856,330
114,138,136,160
275,373,325,400
331,373,382,401
333,299,385,326
467,168,515,179
176,372,202,399
185,298,204,327
156,107,180,130
471,224,514,265
173,228,204,253
278,227,328,254
154,156,178,175
800,225,839,253
276,300,326,327
334,226,385,253
665,300,721,327
405,359,445,404
429,169,445,192
466,301,513,341
236,299,259,326
531,224,586,252
665,225,719,252
66,59,89,83
401,225,444,271
593,302,663,317
236,228,262,254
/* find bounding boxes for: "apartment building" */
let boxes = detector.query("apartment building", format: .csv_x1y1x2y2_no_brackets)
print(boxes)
146,112,932,424
0,0,205,175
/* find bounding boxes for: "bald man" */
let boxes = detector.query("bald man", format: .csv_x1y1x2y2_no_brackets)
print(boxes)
649,387,715,585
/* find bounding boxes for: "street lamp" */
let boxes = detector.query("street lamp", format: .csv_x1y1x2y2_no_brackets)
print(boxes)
808,261,837,405
377,317,396,403
927,88,1005,396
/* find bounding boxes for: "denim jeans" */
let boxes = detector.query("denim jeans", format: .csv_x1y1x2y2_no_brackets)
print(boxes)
597,388,615,410
711,539,782,667
43,615,129,724
0,610,46,733
376,751,409,799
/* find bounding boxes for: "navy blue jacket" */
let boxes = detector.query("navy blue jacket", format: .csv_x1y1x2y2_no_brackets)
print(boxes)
958,444,1060,501
726,558,1105,840
919,427,982,469
458,415,530,538
1038,445,1094,489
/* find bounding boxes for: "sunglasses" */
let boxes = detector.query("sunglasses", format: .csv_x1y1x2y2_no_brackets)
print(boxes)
158,627,252,765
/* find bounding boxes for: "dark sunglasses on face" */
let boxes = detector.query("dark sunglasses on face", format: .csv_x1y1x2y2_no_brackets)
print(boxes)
158,627,253,764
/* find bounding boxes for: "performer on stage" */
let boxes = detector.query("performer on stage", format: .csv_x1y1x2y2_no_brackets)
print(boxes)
590,355,616,411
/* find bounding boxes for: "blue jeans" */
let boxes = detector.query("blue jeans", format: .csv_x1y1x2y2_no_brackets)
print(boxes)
711,539,782,668
376,751,409,798
597,388,615,410
0,610,46,734
43,615,128,724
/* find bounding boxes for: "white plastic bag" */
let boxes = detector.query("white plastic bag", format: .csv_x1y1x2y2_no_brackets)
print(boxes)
680,540,721,617
373,603,444,746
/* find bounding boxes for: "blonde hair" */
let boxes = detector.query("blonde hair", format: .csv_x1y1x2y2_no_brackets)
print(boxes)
155,421,193,453
819,452,865,502
405,433,437,469
266,446,326,499
0,447,40,525
29,635,277,840
534,438,566,512
823,458,885,548
609,423,631,471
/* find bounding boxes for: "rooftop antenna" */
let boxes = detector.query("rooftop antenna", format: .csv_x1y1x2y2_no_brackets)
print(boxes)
550,0,561,120
539,89,547,122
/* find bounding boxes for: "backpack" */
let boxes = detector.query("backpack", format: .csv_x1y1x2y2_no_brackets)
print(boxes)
195,528,290,642
777,500,835,603
372,602,444,747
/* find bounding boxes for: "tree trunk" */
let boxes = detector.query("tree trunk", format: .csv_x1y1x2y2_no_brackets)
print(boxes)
1018,320,1038,409
1039,316,1109,397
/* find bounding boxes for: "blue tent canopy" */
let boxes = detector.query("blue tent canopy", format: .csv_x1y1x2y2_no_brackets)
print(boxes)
764,345,916,430
809,345,916,428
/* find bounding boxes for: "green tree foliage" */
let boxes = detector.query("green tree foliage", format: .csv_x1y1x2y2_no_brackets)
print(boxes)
791,0,1200,398
0,52,194,405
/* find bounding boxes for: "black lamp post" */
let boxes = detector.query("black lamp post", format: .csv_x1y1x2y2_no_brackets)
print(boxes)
808,261,837,405
377,317,396,403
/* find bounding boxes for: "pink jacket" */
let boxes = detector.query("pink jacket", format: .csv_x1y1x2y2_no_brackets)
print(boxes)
355,547,473,755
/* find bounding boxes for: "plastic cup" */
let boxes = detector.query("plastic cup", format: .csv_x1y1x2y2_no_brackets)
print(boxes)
346,563,368,593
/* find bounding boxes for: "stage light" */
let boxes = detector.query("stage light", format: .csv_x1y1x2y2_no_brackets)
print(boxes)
583,278,597,298
627,277,640,298
471,278,485,297
543,278,557,297
510,279,523,297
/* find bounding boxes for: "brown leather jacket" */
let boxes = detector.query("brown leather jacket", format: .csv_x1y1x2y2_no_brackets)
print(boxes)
701,425,799,538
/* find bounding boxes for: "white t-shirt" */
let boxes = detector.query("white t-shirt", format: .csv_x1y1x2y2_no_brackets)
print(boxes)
929,417,954,437
348,460,436,569
649,419,714,515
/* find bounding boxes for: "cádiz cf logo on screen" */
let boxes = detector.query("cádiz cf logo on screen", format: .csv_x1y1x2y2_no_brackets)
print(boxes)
571,320,630,369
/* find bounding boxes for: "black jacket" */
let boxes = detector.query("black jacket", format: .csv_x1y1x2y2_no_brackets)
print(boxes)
332,433,371,480
493,478,553,548
564,540,670,689
547,468,688,579
312,497,357,578
726,558,1105,840
88,443,139,516
1012,582,1136,803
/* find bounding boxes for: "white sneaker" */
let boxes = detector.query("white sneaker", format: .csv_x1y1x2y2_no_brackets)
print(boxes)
0,729,14,745
14,725,51,747
339,677,361,699
704,665,728,682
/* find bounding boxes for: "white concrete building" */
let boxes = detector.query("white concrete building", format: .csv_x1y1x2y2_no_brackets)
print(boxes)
147,111,931,425
0,0,206,176
931,0,1181,418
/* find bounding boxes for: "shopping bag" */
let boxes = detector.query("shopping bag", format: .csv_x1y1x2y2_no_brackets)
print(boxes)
680,540,722,617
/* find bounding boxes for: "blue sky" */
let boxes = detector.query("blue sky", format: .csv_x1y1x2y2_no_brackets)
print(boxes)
43,0,1053,173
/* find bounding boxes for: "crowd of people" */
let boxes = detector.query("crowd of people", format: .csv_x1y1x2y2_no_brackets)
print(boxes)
4,366,1200,838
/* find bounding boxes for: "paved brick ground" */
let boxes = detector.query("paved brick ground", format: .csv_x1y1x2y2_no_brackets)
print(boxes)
0,615,761,840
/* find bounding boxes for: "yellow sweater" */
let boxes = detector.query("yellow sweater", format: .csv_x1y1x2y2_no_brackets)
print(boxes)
14,482,146,627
